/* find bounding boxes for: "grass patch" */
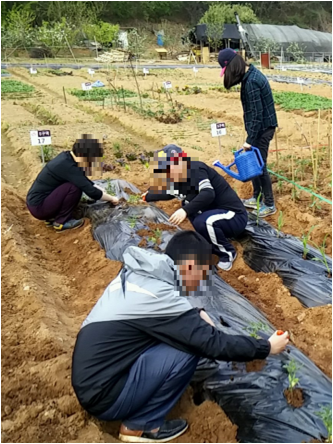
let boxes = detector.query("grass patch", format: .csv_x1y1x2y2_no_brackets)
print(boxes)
69,87,136,101
22,103,64,125
273,91,332,111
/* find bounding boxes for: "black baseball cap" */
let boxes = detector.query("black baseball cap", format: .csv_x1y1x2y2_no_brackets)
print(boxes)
218,49,237,77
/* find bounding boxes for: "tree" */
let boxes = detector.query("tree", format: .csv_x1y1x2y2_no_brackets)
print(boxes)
286,42,306,63
83,21,119,46
4,4,36,47
199,4,225,52
200,3,260,25
127,29,147,60
251,38,280,53
35,18,81,56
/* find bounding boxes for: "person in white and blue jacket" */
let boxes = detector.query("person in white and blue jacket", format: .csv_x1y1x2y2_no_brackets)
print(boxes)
72,231,289,443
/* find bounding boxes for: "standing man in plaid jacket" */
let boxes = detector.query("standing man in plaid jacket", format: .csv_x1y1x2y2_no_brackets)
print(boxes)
218,49,278,218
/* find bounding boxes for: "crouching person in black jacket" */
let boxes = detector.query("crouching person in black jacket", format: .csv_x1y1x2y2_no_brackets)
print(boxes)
143,145,247,271
72,231,289,443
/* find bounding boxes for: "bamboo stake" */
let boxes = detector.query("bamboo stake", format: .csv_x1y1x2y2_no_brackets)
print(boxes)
291,141,296,202
317,108,320,183
309,125,317,191
63,86,67,104
121,85,126,112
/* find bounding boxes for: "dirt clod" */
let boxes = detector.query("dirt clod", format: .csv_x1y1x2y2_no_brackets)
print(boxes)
284,388,304,408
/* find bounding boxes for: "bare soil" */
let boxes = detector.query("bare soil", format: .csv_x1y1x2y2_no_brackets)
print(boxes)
1,66,331,443
284,388,304,408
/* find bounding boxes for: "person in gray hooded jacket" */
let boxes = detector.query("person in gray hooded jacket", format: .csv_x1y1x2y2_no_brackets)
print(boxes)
72,231,289,443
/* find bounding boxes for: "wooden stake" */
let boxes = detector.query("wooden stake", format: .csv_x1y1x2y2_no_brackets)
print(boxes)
62,86,67,104
317,108,320,183
291,141,296,201
121,86,126,112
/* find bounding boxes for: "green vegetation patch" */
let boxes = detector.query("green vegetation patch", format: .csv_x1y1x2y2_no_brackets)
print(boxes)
273,92,332,111
1,79,35,94
69,87,136,101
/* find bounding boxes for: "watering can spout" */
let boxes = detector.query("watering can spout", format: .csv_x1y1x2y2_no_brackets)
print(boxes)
213,160,241,180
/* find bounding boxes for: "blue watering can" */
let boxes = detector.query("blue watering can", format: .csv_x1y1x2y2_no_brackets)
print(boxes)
213,147,264,182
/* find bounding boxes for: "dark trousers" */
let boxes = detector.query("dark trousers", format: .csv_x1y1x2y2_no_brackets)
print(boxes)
190,209,248,262
97,343,199,431
27,183,81,224
252,127,275,207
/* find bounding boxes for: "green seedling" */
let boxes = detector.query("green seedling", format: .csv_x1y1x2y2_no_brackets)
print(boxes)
128,195,141,204
106,179,116,196
41,145,56,162
125,164,131,172
256,192,262,226
113,142,123,158
244,321,269,339
144,162,150,169
277,180,284,194
148,228,162,245
301,226,317,259
291,187,300,201
312,234,332,277
191,145,204,152
316,405,332,443
127,216,138,228
283,359,301,390
309,196,322,214
277,211,284,237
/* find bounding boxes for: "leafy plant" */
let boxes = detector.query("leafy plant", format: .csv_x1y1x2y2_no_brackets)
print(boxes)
128,195,141,204
191,145,204,152
113,142,123,158
127,216,138,228
277,211,284,236
316,405,332,443
301,226,317,259
312,234,332,277
106,179,116,196
41,145,56,162
244,321,269,339
125,164,131,172
256,192,262,226
1,79,34,95
291,187,300,201
277,180,284,194
283,359,301,390
148,228,162,245
286,42,306,63
273,92,332,112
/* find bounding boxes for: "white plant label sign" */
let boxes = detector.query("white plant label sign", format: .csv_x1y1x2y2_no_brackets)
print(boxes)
297,77,305,84
88,69,95,76
143,68,149,74
30,67,37,74
193,67,198,73
163,81,172,89
30,130,52,146
82,82,92,91
211,122,226,138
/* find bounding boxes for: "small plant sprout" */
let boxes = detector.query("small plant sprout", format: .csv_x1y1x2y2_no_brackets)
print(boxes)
144,162,149,169
244,321,269,339
127,216,138,228
42,145,56,162
106,179,116,196
283,359,301,391
277,211,284,237
316,405,332,443
301,225,317,259
312,234,332,277
125,164,131,172
309,196,322,214
148,229,162,245
128,195,141,204
277,180,284,194
256,192,262,226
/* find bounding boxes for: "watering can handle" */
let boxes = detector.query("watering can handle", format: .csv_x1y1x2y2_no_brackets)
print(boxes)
251,146,264,168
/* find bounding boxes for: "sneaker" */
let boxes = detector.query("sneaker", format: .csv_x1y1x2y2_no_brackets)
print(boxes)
119,419,188,443
53,219,84,232
242,197,260,209
217,252,237,272
252,205,277,218
44,219,55,227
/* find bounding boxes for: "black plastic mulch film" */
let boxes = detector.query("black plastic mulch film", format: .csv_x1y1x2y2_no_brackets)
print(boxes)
80,180,331,443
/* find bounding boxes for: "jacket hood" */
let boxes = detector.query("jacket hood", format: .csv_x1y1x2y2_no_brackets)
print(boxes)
123,246,175,285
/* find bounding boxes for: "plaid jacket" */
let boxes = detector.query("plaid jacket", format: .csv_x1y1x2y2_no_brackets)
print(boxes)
241,65,278,145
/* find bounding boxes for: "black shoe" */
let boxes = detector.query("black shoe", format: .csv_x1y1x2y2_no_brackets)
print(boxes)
53,219,84,232
119,419,188,443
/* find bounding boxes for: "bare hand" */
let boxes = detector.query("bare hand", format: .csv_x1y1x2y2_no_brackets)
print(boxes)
268,331,289,355
169,208,187,226
243,142,252,152
109,196,119,205
200,310,215,327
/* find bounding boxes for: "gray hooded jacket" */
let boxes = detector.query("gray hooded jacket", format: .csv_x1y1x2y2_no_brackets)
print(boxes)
72,247,270,416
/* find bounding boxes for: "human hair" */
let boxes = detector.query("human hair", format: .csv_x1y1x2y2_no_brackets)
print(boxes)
224,54,248,90
72,134,103,160
165,231,214,265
